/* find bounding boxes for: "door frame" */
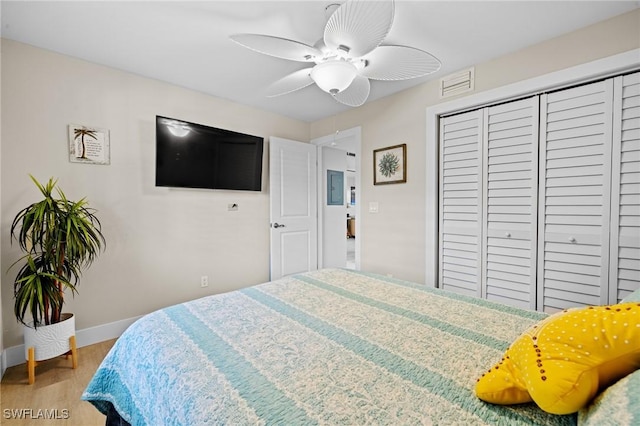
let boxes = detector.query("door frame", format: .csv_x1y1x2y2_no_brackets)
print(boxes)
426,49,640,288
312,126,362,270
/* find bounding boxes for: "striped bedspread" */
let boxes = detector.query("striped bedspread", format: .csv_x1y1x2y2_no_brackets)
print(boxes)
83,269,576,425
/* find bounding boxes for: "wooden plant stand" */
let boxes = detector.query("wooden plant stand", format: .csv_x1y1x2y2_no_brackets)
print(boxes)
27,335,78,385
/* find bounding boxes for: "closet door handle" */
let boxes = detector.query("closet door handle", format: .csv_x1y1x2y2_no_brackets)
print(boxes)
569,236,577,243
505,232,512,238
272,223,286,229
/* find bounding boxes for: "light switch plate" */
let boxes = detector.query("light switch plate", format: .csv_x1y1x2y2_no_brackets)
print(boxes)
369,202,379,213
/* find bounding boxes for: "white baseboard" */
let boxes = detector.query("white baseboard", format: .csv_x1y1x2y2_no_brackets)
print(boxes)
1,315,142,375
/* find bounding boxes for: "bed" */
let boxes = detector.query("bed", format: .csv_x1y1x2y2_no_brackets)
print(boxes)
83,268,634,425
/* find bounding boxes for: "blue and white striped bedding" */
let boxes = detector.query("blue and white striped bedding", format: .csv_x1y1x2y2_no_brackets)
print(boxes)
83,269,577,425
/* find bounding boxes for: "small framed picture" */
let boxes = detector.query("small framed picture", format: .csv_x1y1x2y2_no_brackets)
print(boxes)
373,144,406,185
68,124,110,165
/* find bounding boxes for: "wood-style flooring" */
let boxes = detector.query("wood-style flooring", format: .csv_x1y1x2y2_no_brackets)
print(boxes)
1,339,116,425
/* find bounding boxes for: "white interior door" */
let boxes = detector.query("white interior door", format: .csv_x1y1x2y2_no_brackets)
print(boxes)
537,79,614,312
269,137,318,279
439,110,484,298
609,72,640,303
482,97,539,310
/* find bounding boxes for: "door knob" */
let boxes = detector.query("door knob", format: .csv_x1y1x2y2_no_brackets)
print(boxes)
505,232,512,238
569,236,577,243
272,223,286,228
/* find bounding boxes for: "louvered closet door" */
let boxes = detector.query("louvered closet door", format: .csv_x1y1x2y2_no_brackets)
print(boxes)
610,72,640,302
482,98,539,309
439,110,483,297
538,80,614,313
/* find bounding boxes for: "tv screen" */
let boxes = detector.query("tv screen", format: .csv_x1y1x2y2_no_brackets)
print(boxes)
155,116,264,191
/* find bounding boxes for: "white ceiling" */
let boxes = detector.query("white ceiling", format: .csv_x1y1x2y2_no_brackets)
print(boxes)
2,1,638,122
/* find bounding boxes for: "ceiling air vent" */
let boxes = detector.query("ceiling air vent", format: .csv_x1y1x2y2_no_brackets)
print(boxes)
439,67,475,98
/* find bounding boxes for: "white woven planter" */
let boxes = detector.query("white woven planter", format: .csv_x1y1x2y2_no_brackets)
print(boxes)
23,313,75,361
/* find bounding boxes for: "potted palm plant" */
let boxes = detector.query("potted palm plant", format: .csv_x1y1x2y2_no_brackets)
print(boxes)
9,175,105,384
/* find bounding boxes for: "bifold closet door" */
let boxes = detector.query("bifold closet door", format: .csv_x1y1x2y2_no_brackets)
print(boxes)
610,72,640,302
482,97,539,309
538,79,614,312
439,110,483,297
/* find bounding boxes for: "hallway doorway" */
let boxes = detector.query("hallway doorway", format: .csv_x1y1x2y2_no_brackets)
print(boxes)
312,127,361,271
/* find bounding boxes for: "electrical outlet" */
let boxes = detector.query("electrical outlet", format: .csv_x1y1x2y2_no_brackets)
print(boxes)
200,276,209,287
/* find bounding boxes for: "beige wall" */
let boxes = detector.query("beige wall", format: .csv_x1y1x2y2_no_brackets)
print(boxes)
0,39,309,348
0,38,4,364
310,8,640,284
1,9,638,350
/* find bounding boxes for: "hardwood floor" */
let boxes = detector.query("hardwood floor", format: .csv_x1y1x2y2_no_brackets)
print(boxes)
1,339,116,425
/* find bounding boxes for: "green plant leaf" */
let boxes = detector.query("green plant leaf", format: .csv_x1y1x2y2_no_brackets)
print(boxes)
9,176,105,326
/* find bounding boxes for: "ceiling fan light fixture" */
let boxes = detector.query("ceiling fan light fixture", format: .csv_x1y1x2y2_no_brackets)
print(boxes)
311,60,357,94
230,0,441,107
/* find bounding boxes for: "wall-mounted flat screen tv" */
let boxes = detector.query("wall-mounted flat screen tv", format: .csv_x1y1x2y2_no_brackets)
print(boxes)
156,116,264,191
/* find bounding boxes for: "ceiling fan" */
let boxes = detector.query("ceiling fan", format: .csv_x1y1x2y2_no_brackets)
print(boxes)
229,0,441,107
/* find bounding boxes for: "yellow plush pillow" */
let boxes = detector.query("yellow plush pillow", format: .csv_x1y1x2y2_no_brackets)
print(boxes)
475,302,640,414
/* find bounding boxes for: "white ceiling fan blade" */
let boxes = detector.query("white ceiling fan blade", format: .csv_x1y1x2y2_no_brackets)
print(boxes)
332,75,370,107
266,68,314,97
230,34,321,62
324,0,394,59
361,45,442,81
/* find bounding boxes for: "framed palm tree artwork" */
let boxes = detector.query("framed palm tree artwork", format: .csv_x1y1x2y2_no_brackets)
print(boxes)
373,144,406,185
68,124,110,165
